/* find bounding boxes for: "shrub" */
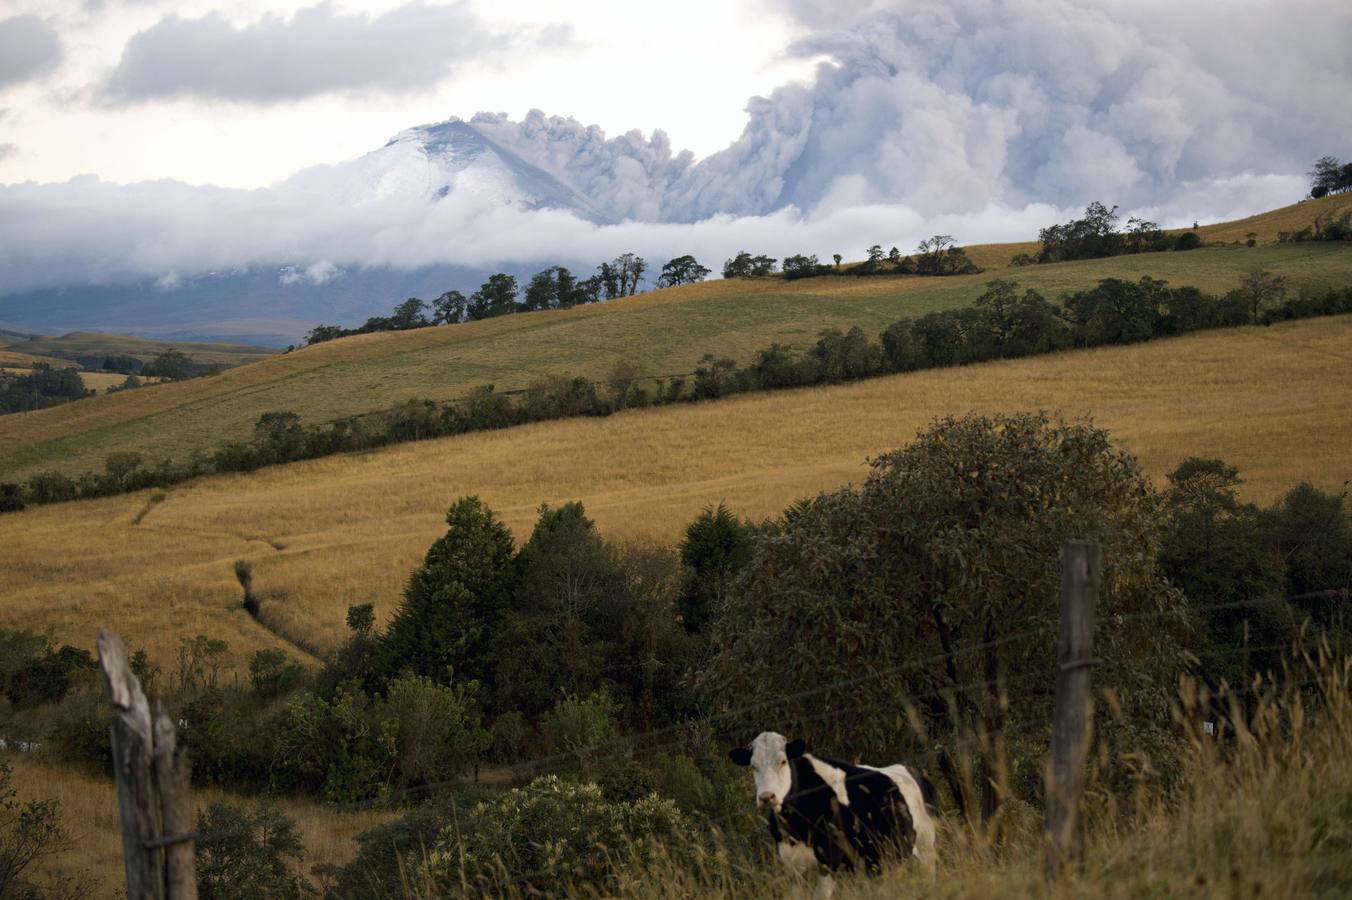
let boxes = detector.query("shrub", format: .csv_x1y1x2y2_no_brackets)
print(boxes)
424,775,698,896
196,802,312,899
1174,231,1202,251
325,802,465,900
273,685,397,803
542,691,625,780
0,759,64,898
249,649,303,699
490,710,531,764
0,483,23,513
386,674,490,790
0,630,95,710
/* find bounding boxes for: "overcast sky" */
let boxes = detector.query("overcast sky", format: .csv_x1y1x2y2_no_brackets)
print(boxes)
0,0,814,187
1,0,1349,296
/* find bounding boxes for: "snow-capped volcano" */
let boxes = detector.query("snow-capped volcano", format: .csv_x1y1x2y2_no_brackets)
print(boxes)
283,118,610,221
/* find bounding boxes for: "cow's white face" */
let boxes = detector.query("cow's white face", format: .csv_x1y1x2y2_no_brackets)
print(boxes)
729,731,803,812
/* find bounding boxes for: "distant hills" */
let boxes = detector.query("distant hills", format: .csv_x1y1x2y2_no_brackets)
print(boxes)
1,195,1349,482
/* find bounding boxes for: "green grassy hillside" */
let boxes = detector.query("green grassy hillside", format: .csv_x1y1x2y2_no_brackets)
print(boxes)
1,200,1349,482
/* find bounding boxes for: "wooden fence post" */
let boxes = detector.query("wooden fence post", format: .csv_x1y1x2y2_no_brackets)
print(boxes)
1044,540,1102,878
98,629,198,900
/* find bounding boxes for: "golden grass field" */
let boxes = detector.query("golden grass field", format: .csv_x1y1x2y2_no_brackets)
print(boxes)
2,314,1348,675
1,197,1349,482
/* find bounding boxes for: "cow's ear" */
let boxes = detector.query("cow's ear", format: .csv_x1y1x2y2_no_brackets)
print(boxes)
728,747,752,767
786,738,807,760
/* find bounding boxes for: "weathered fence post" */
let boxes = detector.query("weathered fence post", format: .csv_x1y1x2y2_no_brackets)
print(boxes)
98,629,197,900
1044,540,1102,878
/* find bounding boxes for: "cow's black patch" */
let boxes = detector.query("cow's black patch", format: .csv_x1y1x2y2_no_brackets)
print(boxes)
767,753,916,874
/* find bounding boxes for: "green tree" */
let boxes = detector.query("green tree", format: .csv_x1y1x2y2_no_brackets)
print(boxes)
1038,201,1124,262
144,347,193,380
494,502,622,712
274,685,397,803
1233,269,1289,323
196,802,312,899
677,503,751,634
523,268,562,311
1309,155,1342,197
1264,483,1352,623
656,255,711,288
1159,459,1290,687
431,290,466,325
253,410,306,463
389,297,429,330
382,497,516,687
700,413,1190,821
467,274,518,320
103,450,144,487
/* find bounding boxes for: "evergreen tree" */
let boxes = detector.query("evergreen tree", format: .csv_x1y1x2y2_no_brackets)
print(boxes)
381,496,517,685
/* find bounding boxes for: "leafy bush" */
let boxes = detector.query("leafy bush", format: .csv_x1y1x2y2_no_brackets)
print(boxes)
424,775,698,896
196,802,312,899
249,649,304,700
542,691,625,780
273,686,397,803
386,674,489,790
0,760,64,899
0,630,95,710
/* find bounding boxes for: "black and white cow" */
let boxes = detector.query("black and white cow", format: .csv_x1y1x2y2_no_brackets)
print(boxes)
730,731,936,897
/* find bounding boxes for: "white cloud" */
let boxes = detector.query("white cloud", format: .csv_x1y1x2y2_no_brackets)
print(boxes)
0,15,63,88
280,260,340,285
0,0,1345,299
102,1,558,104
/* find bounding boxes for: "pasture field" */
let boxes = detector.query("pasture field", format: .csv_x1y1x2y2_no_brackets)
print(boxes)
1,197,1350,482
2,314,1348,674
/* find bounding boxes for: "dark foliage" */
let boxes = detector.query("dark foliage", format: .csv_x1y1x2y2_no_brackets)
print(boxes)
0,631,95,710
196,802,312,899
380,496,517,688
0,364,89,414
677,504,753,634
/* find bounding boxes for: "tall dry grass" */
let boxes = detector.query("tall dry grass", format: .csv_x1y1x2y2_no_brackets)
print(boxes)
7,756,395,898
541,649,1352,899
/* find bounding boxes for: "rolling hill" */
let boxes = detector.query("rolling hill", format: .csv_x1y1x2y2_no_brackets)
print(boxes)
1,196,1349,483
0,330,279,368
2,313,1348,672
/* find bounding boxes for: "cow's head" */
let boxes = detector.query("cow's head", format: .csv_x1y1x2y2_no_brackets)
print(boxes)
729,731,806,812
